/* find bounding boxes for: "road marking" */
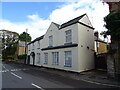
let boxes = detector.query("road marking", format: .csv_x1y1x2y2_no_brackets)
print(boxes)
80,79,120,88
11,72,22,79
31,83,44,90
2,65,9,72
2,65,8,70
0,70,8,72
2,66,6,69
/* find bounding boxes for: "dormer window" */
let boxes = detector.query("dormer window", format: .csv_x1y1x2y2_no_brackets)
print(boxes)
65,30,72,43
49,35,53,46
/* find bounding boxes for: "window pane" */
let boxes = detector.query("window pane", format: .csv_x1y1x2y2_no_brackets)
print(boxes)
44,53,48,64
37,53,40,64
49,36,53,46
38,41,40,48
65,51,72,67
65,30,72,43
52,52,59,65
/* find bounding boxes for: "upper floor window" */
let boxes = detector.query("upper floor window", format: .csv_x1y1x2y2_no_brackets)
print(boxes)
52,52,59,65
65,30,72,43
32,43,34,50
49,35,53,46
38,41,40,48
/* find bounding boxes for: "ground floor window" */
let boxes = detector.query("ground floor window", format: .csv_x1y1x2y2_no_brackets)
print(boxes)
64,51,72,67
37,53,40,64
44,53,48,64
52,52,59,65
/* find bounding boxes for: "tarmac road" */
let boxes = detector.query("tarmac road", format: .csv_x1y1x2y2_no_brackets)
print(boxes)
1,61,118,89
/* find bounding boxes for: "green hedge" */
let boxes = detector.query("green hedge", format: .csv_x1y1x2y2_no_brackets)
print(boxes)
7,56,14,59
18,54,27,59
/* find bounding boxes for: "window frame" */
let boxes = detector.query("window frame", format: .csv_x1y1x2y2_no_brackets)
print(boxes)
49,35,53,46
52,52,59,65
37,53,40,64
65,30,72,43
38,40,40,49
64,51,72,67
44,53,48,64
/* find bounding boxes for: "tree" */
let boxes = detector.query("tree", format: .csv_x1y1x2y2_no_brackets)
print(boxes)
0,30,19,60
103,11,120,79
0,30,19,49
104,10,120,40
19,32,32,42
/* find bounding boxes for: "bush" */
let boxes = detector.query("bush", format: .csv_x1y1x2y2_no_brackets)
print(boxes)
18,54,27,59
7,56,14,59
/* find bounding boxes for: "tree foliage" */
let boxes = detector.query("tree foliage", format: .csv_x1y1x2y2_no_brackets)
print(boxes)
0,30,19,59
19,32,32,42
0,30,19,49
103,10,120,40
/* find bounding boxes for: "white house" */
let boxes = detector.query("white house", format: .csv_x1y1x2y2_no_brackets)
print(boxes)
26,14,95,72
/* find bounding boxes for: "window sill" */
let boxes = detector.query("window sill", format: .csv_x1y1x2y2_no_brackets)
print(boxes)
64,65,72,67
64,42,72,45
52,64,59,65
44,63,48,65
48,46,53,47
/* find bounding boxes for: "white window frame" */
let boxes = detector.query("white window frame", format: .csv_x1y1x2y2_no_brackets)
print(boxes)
44,53,48,64
64,51,72,67
49,35,53,46
65,30,72,43
38,41,40,48
52,52,59,65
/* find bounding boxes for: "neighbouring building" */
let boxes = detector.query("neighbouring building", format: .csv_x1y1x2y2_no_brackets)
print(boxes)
104,1,120,13
26,14,95,73
94,31,108,69
94,32,108,55
18,41,29,55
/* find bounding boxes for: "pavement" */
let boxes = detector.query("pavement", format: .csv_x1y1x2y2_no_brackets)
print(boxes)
6,61,120,88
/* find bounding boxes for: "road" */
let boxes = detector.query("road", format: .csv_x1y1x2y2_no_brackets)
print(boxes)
1,61,118,89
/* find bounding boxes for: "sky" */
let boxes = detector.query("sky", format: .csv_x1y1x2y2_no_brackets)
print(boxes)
0,0,109,40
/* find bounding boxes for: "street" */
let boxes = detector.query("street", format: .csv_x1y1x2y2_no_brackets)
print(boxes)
1,62,118,89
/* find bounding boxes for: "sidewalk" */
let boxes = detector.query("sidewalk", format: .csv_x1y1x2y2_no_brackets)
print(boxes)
34,66,120,88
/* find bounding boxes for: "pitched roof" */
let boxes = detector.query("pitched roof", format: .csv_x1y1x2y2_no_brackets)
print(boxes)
52,22,60,28
94,36,107,43
60,14,86,29
28,35,44,45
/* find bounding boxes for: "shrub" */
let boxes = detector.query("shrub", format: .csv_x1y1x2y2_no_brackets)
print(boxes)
18,54,27,59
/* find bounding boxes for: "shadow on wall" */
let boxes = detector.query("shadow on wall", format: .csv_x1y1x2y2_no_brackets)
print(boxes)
95,53,107,69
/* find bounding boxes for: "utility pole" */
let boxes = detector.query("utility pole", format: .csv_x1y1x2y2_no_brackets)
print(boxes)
24,28,28,64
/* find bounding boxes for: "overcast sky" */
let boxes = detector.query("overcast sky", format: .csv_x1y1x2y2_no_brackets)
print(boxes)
0,0,109,40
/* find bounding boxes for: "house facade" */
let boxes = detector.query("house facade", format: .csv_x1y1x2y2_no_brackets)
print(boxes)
26,14,95,72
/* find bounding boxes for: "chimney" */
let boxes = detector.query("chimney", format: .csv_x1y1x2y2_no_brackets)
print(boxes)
94,31,99,38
